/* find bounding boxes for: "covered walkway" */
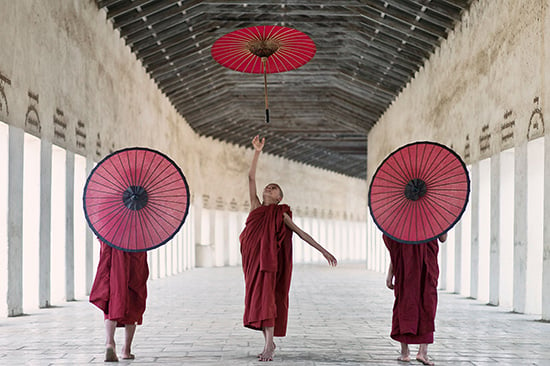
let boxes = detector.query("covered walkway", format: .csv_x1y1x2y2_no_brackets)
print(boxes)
1,264,548,366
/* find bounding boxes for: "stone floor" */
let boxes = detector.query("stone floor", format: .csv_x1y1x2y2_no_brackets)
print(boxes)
0,263,549,365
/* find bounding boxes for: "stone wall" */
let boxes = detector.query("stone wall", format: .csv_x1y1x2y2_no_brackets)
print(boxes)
0,0,367,221
367,0,547,177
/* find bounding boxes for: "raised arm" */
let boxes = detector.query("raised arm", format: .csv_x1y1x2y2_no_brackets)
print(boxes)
283,213,337,266
248,135,265,211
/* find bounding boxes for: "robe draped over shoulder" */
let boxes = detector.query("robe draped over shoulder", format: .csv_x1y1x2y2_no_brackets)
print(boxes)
89,241,149,327
383,235,439,344
240,204,293,337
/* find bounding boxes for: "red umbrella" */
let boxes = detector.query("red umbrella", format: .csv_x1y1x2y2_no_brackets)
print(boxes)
211,25,316,122
368,141,470,244
83,147,190,252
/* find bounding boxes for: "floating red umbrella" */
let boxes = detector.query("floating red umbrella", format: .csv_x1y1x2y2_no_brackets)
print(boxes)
83,147,190,252
211,25,316,122
368,141,470,244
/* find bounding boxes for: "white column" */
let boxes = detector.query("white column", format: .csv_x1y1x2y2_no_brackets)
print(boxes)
0,122,8,317
544,131,550,320
489,153,500,305
39,140,52,307
499,149,515,309
470,162,480,299
85,158,94,295
454,220,462,294
65,151,75,301
7,126,24,316
513,142,528,313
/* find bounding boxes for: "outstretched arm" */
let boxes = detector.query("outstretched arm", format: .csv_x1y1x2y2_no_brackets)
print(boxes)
248,135,265,211
283,213,337,266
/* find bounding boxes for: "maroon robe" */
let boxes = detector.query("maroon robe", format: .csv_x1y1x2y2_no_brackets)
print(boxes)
383,234,439,344
89,241,149,327
240,204,293,337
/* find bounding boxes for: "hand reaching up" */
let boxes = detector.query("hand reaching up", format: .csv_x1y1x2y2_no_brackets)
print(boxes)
252,135,265,152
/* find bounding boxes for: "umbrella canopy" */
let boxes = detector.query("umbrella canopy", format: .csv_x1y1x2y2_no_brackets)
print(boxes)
83,147,190,252
368,141,470,244
211,25,316,122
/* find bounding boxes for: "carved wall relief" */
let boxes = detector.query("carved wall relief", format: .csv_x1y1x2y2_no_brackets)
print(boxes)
25,91,41,136
500,110,515,150
527,96,544,140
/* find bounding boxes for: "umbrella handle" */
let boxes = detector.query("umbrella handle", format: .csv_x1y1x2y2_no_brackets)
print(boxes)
262,57,269,123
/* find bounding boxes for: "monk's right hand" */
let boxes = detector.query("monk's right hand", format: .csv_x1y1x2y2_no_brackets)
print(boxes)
386,275,394,290
252,135,265,152
323,251,337,267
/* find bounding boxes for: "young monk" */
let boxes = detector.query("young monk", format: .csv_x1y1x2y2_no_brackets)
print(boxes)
89,241,149,362
384,233,447,366
240,135,338,362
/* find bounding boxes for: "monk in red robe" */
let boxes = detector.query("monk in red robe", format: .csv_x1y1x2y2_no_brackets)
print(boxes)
89,240,149,362
384,233,447,366
241,135,338,362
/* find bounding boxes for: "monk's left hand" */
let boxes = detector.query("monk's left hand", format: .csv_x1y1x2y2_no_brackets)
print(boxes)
323,251,337,267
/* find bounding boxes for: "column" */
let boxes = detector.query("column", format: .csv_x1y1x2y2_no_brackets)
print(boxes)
489,153,500,305
470,162,479,299
85,157,94,294
65,151,75,301
7,126,24,316
454,221,462,294
39,140,52,306
544,132,550,320
513,142,528,313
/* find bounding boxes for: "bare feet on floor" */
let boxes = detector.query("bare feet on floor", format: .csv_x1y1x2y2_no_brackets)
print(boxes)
121,346,135,360
416,354,434,365
397,354,411,362
258,342,276,362
104,345,118,362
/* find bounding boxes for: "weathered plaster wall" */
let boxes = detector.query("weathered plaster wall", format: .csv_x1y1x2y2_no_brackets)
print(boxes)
0,0,366,220
367,0,547,178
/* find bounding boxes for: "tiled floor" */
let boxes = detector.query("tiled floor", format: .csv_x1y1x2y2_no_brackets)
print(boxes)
0,264,549,365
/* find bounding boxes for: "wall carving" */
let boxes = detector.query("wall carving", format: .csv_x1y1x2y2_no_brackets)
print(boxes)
53,108,66,142
500,109,515,150
0,72,10,118
95,132,102,158
479,124,491,157
75,120,86,151
25,91,41,136
527,96,544,140
464,134,470,162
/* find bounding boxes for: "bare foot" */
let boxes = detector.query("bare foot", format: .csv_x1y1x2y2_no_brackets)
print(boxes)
258,343,276,362
257,342,276,358
416,355,434,365
104,345,119,362
397,354,411,362
121,346,134,360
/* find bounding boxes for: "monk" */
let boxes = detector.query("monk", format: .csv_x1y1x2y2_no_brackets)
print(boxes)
89,240,149,362
240,135,338,362
384,233,447,366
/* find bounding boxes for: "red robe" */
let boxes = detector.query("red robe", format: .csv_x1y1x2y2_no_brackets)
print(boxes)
383,235,439,344
240,204,293,337
89,241,149,327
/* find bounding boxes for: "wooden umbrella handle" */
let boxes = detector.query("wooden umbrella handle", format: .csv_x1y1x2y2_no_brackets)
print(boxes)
263,57,269,123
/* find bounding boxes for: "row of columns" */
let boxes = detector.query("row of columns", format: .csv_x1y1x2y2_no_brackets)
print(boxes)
0,122,368,317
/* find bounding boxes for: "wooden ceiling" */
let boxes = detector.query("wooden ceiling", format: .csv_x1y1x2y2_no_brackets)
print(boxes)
94,0,475,179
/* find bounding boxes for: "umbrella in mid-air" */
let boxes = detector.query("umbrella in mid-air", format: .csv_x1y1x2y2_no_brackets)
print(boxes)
83,147,190,252
211,25,316,123
368,141,470,244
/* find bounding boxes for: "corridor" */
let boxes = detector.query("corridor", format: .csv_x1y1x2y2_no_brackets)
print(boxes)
0,264,548,365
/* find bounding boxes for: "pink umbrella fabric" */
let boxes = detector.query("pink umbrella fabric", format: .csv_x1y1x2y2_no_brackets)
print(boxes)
83,147,190,252
211,25,316,122
368,141,470,244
